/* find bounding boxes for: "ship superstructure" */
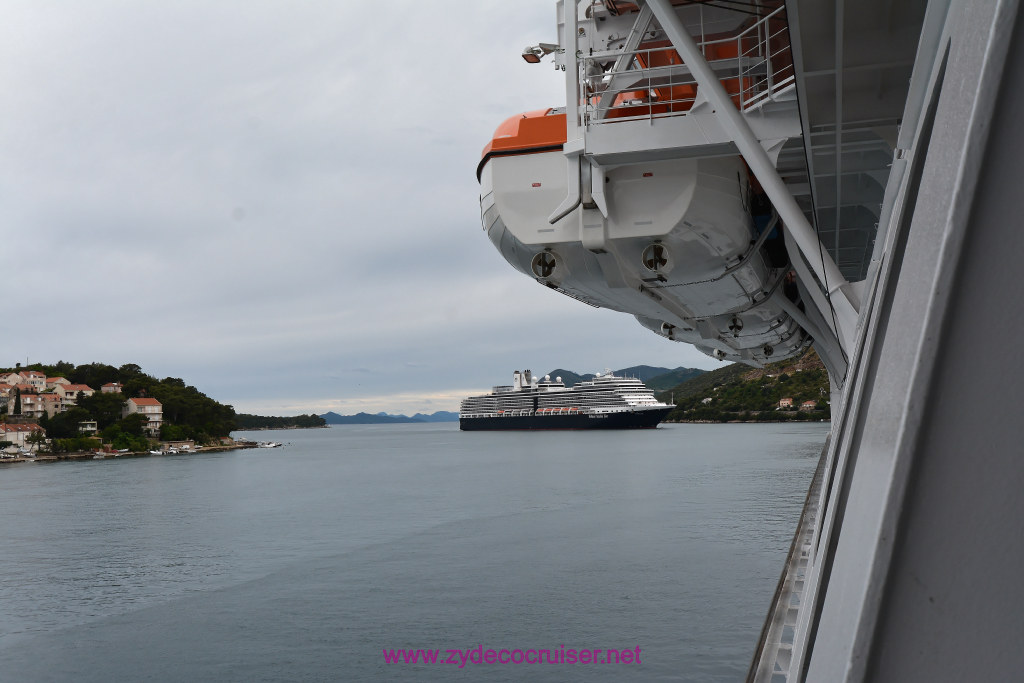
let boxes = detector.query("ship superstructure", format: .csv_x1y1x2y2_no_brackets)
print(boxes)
459,369,672,430
478,0,860,377
477,0,1024,681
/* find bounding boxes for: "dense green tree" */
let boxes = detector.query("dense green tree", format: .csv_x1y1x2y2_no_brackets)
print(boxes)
77,392,127,429
98,424,149,452
68,363,120,390
118,413,149,437
119,363,143,376
160,423,188,441
44,407,94,439
25,430,47,452
51,436,100,453
235,414,326,429
5,361,241,441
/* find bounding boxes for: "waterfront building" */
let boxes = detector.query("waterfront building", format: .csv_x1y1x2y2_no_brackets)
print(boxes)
123,397,163,436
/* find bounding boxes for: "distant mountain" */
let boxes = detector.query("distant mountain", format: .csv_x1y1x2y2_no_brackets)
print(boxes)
412,411,459,422
319,411,458,425
614,365,673,382
236,413,326,430
645,367,706,391
320,411,419,425
545,369,593,386
545,366,703,389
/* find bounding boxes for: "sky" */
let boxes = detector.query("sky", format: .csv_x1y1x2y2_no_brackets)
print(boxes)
1,1,723,417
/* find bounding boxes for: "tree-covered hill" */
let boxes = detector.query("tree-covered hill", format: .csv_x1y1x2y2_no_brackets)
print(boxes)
655,363,750,403
2,361,237,441
235,414,326,430
657,348,831,422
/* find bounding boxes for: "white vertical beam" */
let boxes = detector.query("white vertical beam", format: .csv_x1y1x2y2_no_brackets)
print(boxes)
563,0,579,142
644,0,859,352
549,0,582,224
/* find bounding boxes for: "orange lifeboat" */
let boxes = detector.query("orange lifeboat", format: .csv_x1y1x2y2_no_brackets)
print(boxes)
477,109,567,180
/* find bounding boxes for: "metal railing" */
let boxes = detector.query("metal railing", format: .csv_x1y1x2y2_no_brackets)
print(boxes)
580,5,792,127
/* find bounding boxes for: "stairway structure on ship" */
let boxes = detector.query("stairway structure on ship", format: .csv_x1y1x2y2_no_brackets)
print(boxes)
477,0,1024,681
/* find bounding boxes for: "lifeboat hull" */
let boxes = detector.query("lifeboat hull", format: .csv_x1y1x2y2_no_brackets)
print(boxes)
480,145,809,365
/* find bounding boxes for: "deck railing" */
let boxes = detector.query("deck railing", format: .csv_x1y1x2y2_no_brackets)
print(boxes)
580,5,792,127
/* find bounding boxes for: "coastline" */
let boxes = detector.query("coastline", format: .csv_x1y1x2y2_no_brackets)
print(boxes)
233,425,328,431
0,442,259,465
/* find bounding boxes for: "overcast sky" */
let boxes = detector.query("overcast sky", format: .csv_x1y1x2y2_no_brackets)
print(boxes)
1,1,723,416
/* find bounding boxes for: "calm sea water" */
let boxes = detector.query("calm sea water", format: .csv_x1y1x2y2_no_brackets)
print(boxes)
0,422,827,682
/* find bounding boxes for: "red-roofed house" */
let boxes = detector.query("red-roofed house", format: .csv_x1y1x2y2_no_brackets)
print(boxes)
123,397,163,436
40,393,64,417
0,423,45,449
47,377,70,388
53,384,95,403
17,393,64,418
101,382,123,394
2,373,23,386
778,397,794,409
19,371,46,392
800,400,818,411
18,394,47,419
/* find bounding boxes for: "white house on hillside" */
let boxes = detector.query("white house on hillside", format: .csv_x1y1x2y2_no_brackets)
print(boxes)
0,423,45,449
53,384,95,403
19,371,46,392
18,394,47,419
123,397,163,436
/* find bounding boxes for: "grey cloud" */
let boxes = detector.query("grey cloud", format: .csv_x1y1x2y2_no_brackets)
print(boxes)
1,2,719,415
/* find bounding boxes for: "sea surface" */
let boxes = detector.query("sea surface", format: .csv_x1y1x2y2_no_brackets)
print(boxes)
0,422,827,682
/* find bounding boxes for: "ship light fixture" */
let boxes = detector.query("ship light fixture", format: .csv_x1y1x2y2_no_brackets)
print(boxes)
521,43,559,63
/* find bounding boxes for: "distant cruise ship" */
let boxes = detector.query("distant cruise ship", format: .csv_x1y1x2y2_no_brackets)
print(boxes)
459,369,673,430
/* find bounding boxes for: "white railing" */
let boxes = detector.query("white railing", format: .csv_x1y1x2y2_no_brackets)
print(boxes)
580,5,792,127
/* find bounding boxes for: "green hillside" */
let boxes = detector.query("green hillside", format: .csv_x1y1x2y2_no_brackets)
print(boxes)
658,348,831,422
2,361,237,442
236,414,325,429
655,363,749,402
